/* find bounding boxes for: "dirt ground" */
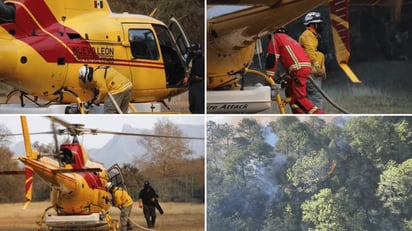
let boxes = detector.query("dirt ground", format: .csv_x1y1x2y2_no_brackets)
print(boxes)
0,201,204,231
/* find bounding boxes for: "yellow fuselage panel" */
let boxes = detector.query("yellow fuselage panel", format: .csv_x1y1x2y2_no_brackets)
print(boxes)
207,43,255,89
0,0,186,103
56,175,111,215
0,39,67,97
19,156,112,215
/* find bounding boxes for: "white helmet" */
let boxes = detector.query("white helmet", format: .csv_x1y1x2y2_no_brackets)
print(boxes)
79,64,93,83
304,12,323,26
106,182,113,191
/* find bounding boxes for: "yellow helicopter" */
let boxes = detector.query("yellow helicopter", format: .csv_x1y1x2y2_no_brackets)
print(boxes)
0,0,196,113
206,0,404,113
0,116,204,230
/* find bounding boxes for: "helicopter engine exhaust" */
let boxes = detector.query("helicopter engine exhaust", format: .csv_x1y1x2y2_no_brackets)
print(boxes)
0,1,15,22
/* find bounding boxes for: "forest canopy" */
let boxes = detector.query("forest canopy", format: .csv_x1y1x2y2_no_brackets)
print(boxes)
207,116,412,231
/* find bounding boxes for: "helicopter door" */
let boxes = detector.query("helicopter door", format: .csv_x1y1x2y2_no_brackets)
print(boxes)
152,23,187,87
122,24,166,92
168,17,190,61
107,164,126,189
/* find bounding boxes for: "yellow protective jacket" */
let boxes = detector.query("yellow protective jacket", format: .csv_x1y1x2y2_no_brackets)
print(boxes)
112,187,133,208
92,66,133,103
299,28,325,74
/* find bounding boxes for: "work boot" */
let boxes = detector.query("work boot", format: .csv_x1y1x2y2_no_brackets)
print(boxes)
152,216,156,228
127,222,133,230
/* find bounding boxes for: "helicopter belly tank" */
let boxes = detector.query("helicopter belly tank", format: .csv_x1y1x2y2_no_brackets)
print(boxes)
207,85,272,113
44,213,109,229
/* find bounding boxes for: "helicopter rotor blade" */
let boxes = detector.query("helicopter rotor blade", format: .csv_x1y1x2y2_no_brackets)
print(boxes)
1,131,54,136
46,116,204,140
47,116,86,137
95,129,204,140
48,116,72,129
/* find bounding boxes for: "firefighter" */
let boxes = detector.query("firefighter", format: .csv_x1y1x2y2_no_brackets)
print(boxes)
299,11,326,110
265,28,324,114
183,43,205,114
106,183,133,231
79,65,132,114
138,181,162,228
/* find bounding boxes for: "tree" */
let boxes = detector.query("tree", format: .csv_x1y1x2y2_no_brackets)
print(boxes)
139,118,192,177
287,149,330,194
301,188,366,231
269,117,319,160
108,0,204,46
0,124,12,146
0,146,24,202
207,121,235,168
376,159,412,217
344,117,412,169
137,118,203,202
208,116,412,231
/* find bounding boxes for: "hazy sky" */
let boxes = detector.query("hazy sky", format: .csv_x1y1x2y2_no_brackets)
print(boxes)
0,115,205,149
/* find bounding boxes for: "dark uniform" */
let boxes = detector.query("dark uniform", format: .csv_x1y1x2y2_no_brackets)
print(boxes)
185,44,205,114
138,181,160,228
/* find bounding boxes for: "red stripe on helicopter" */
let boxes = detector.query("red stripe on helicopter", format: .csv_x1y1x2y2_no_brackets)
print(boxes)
78,172,105,190
1,0,99,63
330,0,350,51
1,1,166,70
59,143,105,190
25,167,33,196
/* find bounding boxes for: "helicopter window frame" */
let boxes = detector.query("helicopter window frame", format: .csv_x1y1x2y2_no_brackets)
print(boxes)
128,29,159,60
153,25,186,85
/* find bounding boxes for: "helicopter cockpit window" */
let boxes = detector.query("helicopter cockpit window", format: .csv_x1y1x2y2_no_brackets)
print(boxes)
0,2,15,23
129,29,159,60
60,148,75,166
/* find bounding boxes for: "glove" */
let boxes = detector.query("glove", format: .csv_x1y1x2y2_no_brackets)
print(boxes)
311,65,326,79
265,70,275,79
183,76,189,85
85,101,94,108
139,203,142,208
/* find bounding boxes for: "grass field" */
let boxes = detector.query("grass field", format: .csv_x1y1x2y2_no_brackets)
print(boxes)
0,201,204,231
244,60,412,114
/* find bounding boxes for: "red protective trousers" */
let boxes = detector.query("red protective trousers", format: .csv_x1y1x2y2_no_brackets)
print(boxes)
265,33,324,114
286,68,324,114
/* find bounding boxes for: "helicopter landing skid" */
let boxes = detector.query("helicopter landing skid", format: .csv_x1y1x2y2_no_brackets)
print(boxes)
0,103,162,114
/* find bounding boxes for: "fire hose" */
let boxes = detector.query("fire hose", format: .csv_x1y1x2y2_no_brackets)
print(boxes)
245,68,351,114
307,76,351,114
128,218,156,231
